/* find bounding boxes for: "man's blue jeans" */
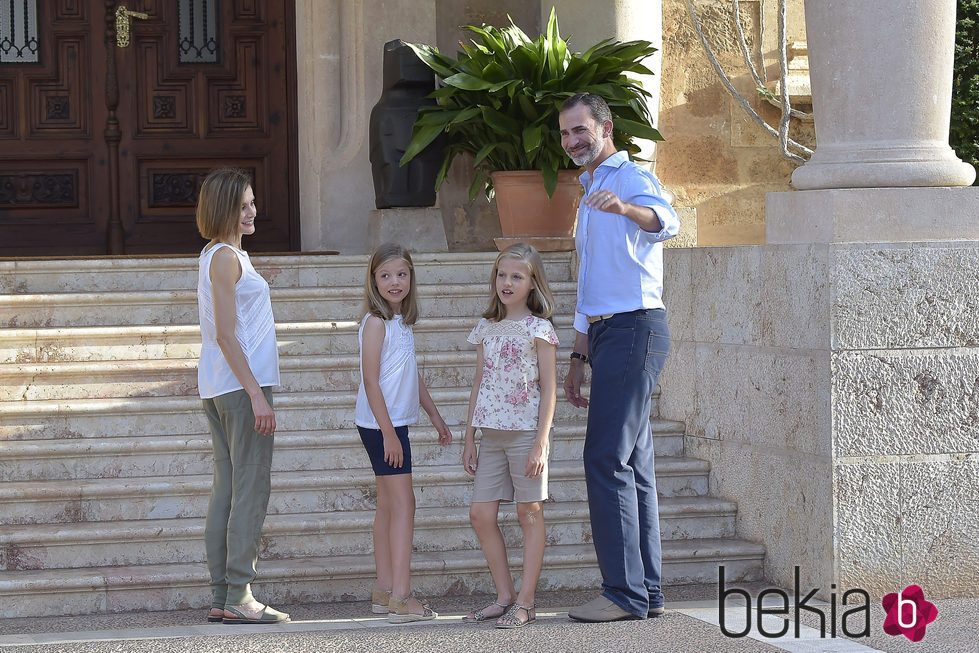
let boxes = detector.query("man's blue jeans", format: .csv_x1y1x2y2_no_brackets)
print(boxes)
584,308,670,617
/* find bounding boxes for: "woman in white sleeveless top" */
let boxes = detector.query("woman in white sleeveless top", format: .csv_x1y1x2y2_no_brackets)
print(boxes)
196,168,287,625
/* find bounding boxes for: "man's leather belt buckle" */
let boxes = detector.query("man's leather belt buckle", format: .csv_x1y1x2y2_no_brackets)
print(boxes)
587,313,615,324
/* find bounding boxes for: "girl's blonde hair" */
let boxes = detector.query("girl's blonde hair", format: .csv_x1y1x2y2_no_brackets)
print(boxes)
483,242,555,323
365,242,419,325
196,168,253,243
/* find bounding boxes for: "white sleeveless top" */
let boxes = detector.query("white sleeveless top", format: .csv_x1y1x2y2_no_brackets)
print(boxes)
197,242,280,399
355,313,420,429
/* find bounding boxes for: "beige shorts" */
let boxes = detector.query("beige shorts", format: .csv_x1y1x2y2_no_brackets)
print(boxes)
472,428,548,504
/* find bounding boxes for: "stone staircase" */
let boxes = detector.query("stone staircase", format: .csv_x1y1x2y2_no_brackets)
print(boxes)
0,252,764,619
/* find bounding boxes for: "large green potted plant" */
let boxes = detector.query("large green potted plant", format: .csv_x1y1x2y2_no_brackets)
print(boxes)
399,8,662,250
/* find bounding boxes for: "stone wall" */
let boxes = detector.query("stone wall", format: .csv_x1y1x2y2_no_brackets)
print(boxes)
657,0,813,246
659,241,979,597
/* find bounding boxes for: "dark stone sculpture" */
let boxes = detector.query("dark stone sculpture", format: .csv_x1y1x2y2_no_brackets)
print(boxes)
369,39,444,209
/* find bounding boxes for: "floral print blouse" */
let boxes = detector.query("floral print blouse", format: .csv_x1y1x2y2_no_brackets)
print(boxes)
467,315,559,431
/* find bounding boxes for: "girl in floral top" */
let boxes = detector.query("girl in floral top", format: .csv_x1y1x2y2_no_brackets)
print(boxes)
461,243,559,629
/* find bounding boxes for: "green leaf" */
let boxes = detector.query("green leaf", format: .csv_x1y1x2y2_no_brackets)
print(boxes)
542,159,559,198
466,25,508,58
427,86,458,99
442,73,495,91
522,125,544,154
481,61,509,83
445,107,477,125
581,38,615,62
481,106,522,134
613,117,663,142
516,91,539,122
403,42,456,78
434,151,453,191
473,143,497,166
400,123,446,166
510,45,539,80
414,110,457,127
468,170,486,204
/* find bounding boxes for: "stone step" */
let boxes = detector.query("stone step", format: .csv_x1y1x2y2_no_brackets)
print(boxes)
0,497,737,571
0,458,709,525
0,351,477,401
0,348,592,400
0,420,687,481
0,387,662,440
0,252,576,294
0,540,766,618
0,282,579,329
0,317,578,364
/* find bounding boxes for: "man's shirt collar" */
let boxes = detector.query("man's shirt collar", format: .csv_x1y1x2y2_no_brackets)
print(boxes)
579,151,631,188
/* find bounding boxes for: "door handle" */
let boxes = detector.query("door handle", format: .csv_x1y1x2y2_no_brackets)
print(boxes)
115,5,150,48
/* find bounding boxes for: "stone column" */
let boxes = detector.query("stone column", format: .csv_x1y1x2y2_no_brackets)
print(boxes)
791,0,975,190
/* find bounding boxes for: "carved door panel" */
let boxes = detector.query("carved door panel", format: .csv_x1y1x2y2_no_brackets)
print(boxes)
0,2,110,255
116,0,297,253
0,0,297,256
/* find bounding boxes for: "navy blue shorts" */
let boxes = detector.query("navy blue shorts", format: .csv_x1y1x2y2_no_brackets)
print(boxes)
357,425,412,476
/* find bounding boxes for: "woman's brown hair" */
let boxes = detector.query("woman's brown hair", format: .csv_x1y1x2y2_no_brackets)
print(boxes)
196,168,253,243
364,242,419,325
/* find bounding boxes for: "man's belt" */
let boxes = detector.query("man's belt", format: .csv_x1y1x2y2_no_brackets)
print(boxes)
586,313,616,324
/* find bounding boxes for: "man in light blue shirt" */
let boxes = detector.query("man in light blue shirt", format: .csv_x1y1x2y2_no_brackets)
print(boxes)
559,93,679,623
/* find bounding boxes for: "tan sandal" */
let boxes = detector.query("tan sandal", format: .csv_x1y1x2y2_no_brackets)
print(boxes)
495,602,535,629
371,588,391,615
388,595,437,623
462,600,512,623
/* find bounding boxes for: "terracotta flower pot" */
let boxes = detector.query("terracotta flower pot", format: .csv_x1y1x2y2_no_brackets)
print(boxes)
491,170,583,251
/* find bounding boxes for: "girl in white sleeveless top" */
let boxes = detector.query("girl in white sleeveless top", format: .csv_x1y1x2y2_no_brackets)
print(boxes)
356,243,452,623
195,168,287,625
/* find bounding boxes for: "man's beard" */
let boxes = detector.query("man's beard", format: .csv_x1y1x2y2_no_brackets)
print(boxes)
568,138,603,167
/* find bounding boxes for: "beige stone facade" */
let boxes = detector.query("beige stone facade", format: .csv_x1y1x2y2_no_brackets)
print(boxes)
658,0,811,246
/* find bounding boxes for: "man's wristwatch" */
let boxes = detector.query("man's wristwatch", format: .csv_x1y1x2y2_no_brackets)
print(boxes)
570,351,589,364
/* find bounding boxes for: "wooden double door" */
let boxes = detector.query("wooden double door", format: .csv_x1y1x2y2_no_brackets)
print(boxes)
0,0,298,256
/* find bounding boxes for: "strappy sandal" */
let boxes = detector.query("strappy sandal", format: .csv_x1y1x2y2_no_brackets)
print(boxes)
495,602,536,629
388,594,437,623
461,600,512,623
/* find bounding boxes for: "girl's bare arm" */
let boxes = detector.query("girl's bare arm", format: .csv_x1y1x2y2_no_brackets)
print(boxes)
527,339,557,477
419,372,451,445
461,344,485,474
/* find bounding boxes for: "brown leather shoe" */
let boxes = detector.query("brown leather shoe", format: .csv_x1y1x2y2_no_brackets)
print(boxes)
568,595,641,622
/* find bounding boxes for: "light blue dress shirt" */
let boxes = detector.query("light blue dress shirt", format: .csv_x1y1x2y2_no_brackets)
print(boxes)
573,151,680,334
